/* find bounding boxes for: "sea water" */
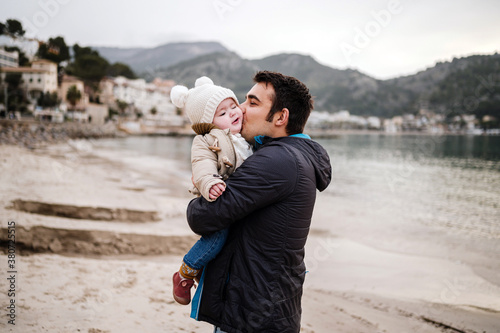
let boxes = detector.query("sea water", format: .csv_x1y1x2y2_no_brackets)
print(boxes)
97,134,500,239
96,134,500,291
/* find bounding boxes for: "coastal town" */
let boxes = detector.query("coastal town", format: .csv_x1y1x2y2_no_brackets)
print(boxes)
1,6,500,333
1,46,498,139
0,47,184,135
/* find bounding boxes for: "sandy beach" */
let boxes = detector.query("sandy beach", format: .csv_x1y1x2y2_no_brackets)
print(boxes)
1,140,499,333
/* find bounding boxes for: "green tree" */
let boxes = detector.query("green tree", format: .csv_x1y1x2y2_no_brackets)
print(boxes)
0,19,25,38
73,44,100,57
3,73,28,113
116,99,128,115
36,36,70,66
66,44,109,83
5,73,22,88
107,62,137,79
66,85,82,110
3,46,29,66
37,91,59,108
74,54,109,82
107,108,119,120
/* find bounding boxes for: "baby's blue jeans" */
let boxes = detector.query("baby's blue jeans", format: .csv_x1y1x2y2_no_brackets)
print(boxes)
183,228,229,270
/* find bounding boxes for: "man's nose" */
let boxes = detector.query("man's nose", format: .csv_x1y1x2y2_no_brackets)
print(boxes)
240,103,247,114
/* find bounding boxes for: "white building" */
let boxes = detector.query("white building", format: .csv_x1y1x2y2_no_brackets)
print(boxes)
107,76,183,128
367,116,381,129
112,76,176,116
307,110,371,130
0,59,58,101
0,48,19,68
59,75,87,111
86,103,108,125
31,59,58,87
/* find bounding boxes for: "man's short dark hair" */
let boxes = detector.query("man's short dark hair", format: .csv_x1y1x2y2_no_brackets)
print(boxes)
253,71,314,135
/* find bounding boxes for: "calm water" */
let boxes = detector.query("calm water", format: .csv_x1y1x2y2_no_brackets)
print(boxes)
97,134,500,241
317,134,500,241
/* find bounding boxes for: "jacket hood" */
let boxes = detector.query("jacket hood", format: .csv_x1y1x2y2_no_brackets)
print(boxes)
259,136,332,192
296,137,332,192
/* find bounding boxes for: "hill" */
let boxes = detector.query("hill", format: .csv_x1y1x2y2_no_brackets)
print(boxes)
154,51,416,117
426,54,500,120
148,51,259,102
160,51,500,119
254,54,414,117
93,41,499,119
93,41,229,74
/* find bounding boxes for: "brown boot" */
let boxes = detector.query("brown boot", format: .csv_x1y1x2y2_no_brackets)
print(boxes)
172,272,194,305
194,269,204,283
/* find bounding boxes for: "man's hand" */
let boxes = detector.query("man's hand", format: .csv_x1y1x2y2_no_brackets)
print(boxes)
209,183,226,200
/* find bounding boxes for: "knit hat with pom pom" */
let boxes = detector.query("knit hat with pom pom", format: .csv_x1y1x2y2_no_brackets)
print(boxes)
170,76,238,125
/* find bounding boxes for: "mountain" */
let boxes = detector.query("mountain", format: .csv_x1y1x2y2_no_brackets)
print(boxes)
148,51,259,101
93,41,229,74
156,51,500,119
94,41,499,119
254,54,414,117
387,53,500,119
153,51,416,117
425,55,500,119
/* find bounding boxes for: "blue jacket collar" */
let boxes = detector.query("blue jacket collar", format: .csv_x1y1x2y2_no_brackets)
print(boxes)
254,133,311,150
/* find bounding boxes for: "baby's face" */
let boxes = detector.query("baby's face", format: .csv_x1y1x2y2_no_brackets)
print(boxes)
212,98,243,135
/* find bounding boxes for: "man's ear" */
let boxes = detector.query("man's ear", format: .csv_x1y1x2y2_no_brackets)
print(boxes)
275,108,289,127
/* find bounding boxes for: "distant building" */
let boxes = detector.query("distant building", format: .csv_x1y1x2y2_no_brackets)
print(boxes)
86,103,108,125
306,110,370,130
111,76,176,116
384,116,403,133
383,118,398,133
97,77,116,106
34,109,64,123
367,116,381,129
0,48,19,68
59,75,88,111
100,76,183,127
0,59,58,101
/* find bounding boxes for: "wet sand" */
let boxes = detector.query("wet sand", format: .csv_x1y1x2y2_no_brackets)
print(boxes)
1,142,499,332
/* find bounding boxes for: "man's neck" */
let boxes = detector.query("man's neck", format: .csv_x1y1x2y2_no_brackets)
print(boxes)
253,133,310,149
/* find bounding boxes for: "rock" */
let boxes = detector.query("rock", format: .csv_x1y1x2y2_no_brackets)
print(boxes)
11,199,160,223
49,238,63,253
0,119,119,147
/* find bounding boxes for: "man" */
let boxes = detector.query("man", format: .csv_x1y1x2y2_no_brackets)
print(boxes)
187,71,332,332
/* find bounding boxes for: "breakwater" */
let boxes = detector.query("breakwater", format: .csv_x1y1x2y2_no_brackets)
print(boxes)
0,120,119,147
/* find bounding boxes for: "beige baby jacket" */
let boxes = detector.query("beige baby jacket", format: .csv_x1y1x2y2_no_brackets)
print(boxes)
191,126,249,202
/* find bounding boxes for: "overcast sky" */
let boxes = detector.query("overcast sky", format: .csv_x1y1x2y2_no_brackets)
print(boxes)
1,0,499,79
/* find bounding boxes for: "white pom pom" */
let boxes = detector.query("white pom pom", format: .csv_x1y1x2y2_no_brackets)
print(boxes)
170,85,189,108
195,76,214,87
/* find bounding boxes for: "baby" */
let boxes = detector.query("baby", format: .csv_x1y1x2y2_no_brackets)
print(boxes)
170,76,253,305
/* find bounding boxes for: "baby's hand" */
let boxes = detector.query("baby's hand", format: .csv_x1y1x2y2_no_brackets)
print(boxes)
209,183,226,200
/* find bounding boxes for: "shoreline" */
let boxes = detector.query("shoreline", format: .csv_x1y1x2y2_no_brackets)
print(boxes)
1,141,499,332
0,119,120,148
2,119,498,151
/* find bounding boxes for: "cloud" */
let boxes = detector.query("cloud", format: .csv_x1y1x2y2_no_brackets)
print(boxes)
1,0,499,79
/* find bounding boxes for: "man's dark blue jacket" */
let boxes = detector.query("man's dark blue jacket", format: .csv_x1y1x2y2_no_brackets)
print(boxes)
187,136,332,333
